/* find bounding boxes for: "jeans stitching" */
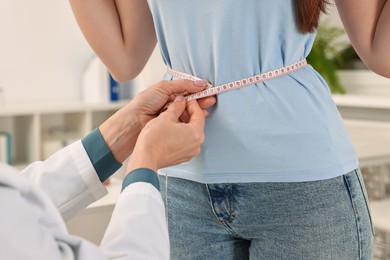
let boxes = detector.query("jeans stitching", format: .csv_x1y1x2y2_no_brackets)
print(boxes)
354,169,375,236
343,173,363,259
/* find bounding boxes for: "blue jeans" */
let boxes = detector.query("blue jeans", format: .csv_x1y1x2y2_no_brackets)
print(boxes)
159,169,374,259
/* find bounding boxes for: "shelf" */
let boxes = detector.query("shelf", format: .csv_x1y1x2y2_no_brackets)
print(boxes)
333,95,390,122
333,95,390,110
0,101,129,166
344,120,390,167
338,70,390,97
91,110,117,129
0,100,128,116
333,70,390,121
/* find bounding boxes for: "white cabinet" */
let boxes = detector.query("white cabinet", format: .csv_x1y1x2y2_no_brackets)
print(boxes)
0,101,128,167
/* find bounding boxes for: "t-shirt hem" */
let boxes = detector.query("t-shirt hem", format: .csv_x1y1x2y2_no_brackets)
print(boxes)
158,158,359,184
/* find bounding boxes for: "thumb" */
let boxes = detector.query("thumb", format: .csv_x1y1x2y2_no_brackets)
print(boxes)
162,95,186,121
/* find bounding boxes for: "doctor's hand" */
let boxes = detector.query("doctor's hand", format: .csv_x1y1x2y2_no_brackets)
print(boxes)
99,79,215,163
127,96,205,172
129,79,216,126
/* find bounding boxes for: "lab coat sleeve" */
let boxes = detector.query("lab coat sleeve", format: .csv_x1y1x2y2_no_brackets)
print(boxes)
20,140,108,220
0,169,107,260
0,164,169,260
100,182,170,260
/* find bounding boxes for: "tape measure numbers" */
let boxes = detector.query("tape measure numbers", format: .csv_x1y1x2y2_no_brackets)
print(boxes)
166,59,308,101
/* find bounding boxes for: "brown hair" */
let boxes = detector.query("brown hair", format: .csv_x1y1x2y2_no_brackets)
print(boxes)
295,0,330,33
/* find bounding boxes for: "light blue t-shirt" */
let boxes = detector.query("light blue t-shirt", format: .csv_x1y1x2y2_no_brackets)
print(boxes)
148,0,358,183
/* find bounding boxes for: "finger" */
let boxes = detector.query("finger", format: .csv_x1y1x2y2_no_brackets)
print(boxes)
186,100,206,129
162,95,186,121
159,93,183,114
169,94,176,101
159,79,208,96
197,96,217,110
179,110,190,123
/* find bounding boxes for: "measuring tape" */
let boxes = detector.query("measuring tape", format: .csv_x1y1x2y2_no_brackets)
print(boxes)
166,59,308,101
162,59,308,223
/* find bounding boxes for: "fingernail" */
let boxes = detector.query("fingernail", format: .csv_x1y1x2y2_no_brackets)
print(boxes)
174,95,184,102
195,80,207,87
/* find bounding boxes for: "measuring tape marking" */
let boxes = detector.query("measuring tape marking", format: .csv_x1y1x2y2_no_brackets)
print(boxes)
165,59,307,104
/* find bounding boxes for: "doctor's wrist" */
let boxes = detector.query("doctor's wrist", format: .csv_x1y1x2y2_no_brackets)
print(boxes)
99,108,143,163
127,147,158,173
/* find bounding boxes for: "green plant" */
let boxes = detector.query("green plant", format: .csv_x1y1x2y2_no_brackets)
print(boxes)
307,24,349,94
335,45,367,70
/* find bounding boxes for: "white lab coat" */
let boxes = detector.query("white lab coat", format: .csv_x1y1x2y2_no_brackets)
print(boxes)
0,140,169,260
